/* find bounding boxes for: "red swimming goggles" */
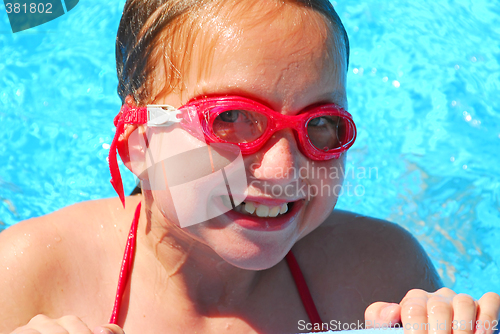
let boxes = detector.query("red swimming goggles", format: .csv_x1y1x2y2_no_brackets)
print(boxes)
109,96,357,206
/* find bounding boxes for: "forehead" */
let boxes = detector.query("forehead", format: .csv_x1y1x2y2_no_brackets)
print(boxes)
198,3,346,109
156,1,347,110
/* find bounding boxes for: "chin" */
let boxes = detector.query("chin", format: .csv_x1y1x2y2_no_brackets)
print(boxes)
210,236,294,271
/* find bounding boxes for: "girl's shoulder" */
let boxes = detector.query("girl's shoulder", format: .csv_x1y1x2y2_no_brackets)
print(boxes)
290,210,442,322
0,197,138,330
294,209,439,271
0,196,136,260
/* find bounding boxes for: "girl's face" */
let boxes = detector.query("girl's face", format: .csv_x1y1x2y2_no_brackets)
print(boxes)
144,4,348,270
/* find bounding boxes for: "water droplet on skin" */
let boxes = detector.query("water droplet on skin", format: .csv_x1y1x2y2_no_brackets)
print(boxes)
47,244,51,248
100,224,104,229
54,236,61,242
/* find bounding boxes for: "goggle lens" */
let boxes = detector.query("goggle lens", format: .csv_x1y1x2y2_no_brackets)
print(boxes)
307,115,346,151
212,109,268,143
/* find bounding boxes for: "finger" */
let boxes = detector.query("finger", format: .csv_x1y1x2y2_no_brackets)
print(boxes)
11,329,42,334
57,315,93,334
93,324,125,334
451,294,477,334
476,292,500,334
401,294,429,334
434,287,459,299
19,322,68,334
22,315,68,334
365,302,401,328
10,314,45,334
427,294,453,334
401,289,431,306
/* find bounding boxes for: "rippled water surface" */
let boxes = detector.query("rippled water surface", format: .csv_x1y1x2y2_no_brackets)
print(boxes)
1,0,499,298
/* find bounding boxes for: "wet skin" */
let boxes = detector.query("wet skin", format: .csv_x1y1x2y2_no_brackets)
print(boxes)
0,2,465,334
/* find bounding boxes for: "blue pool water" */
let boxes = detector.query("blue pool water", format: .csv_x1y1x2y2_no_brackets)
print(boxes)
0,0,499,299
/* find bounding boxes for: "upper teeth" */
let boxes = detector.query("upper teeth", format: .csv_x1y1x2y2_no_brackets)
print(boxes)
250,202,288,217
220,196,289,217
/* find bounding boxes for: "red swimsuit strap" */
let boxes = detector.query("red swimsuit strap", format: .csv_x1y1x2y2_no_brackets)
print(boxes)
109,202,323,329
285,251,323,329
109,202,142,325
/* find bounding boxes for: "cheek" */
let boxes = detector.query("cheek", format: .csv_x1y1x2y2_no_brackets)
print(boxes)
143,129,201,227
309,156,346,207
146,130,248,228
150,188,181,226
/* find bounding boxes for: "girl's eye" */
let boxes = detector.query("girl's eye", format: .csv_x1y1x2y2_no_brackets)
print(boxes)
218,110,241,123
308,116,335,127
212,109,267,143
307,115,343,151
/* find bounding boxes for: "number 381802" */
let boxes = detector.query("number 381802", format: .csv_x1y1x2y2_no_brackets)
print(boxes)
5,3,53,14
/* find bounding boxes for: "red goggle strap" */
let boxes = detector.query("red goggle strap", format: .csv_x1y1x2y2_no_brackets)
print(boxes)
109,104,148,208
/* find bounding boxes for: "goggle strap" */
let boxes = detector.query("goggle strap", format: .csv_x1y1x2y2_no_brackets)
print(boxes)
109,121,126,207
113,104,148,126
109,104,148,208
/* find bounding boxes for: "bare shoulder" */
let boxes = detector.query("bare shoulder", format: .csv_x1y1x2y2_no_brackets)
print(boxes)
0,197,137,331
292,210,443,321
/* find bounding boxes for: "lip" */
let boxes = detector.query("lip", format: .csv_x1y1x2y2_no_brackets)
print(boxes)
222,199,304,231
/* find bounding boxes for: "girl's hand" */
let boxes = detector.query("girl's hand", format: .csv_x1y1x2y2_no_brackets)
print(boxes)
9,314,124,334
365,288,500,334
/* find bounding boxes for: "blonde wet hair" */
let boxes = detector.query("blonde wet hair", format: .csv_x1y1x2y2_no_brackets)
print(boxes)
116,0,350,105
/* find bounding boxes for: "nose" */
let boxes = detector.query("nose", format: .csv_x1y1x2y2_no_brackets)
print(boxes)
250,128,303,186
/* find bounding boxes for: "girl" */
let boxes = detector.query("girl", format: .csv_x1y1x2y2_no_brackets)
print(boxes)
1,0,498,333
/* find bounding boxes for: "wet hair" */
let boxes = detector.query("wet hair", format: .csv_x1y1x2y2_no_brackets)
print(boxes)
116,0,350,106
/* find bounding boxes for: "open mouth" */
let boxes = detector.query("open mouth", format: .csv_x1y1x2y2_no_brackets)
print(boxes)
216,195,304,231
220,196,295,218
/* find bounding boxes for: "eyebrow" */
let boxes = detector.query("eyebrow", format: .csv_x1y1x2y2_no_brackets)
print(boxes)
189,87,345,111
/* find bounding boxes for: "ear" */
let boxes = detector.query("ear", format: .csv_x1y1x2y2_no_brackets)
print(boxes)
117,95,149,180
